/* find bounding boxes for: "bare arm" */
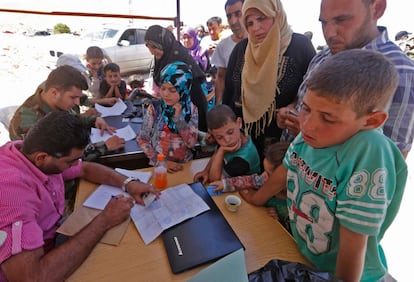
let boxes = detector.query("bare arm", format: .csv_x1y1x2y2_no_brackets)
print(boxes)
193,157,213,185
113,84,122,99
137,104,157,165
335,225,367,282
240,164,287,205
1,196,133,282
104,85,115,98
208,148,226,181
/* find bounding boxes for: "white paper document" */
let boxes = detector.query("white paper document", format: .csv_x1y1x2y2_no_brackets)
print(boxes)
83,169,152,210
130,184,210,245
95,98,127,117
83,184,130,210
115,168,152,183
90,124,136,143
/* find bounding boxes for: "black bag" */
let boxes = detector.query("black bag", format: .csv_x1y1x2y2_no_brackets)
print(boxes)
248,259,342,282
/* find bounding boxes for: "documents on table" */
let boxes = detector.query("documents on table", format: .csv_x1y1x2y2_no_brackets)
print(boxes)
83,169,152,210
115,168,152,183
82,183,210,245
83,184,130,210
95,98,127,117
90,124,136,143
130,184,210,245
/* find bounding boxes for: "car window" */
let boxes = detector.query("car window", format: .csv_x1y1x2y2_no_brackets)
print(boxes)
83,28,118,40
137,29,146,44
120,29,137,45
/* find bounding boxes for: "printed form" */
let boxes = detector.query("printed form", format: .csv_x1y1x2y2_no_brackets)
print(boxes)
83,183,210,245
130,184,210,244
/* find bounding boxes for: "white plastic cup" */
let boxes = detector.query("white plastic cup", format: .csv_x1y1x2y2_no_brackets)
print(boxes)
225,195,241,212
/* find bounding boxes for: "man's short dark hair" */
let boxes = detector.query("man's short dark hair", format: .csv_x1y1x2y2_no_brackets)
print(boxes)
22,111,90,158
225,0,244,9
207,16,222,26
306,49,399,117
45,65,88,93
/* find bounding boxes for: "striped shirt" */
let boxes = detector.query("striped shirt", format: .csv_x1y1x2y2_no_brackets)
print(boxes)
296,26,414,153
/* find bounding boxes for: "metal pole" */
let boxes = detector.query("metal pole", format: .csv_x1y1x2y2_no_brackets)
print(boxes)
176,0,180,39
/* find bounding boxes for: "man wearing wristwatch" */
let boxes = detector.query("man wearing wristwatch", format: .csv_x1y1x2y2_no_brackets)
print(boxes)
0,111,160,281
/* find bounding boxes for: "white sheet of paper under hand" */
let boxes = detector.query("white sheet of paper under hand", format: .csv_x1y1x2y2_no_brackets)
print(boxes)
130,184,210,245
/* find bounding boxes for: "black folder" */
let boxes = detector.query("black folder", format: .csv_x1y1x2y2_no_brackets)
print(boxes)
161,182,244,274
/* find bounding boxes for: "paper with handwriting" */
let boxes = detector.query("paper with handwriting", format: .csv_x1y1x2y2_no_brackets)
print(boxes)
130,184,210,245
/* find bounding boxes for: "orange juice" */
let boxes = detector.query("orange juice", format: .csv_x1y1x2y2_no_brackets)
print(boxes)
154,169,168,189
154,153,168,189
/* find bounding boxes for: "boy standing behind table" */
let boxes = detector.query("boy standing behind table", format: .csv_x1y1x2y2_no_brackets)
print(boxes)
137,61,199,173
99,63,127,100
194,104,261,183
241,49,407,282
85,46,106,98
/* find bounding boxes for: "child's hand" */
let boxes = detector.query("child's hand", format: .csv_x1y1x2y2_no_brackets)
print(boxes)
260,171,269,182
99,97,118,106
194,170,209,185
205,132,216,146
173,103,182,119
219,138,242,153
209,180,223,192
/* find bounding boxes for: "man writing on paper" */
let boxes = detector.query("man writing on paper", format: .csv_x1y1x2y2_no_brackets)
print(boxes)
0,111,159,281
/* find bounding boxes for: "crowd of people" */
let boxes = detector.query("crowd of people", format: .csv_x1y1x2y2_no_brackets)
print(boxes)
1,0,413,281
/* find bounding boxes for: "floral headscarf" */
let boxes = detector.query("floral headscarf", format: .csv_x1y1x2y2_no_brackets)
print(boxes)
145,25,209,131
160,61,193,133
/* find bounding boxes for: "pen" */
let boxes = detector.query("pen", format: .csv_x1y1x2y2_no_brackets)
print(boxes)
288,110,299,117
275,109,299,117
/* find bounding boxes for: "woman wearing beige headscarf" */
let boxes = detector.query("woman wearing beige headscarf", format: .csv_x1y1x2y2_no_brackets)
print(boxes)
222,0,315,161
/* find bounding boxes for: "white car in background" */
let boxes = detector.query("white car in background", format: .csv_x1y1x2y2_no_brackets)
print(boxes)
48,24,154,75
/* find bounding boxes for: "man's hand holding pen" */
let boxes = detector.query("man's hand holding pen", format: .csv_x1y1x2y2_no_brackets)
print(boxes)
125,180,160,206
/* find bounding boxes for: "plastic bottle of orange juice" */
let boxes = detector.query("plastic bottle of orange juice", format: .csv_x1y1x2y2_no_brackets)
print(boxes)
154,153,168,189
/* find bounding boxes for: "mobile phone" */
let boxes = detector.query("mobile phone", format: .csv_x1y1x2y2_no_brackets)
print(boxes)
207,185,222,196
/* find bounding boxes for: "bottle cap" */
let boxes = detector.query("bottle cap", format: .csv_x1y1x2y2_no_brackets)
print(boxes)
157,153,165,161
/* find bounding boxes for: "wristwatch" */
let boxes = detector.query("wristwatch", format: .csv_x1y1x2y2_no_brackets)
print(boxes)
122,177,136,193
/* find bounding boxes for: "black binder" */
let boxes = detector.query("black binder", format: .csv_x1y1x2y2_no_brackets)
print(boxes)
161,182,244,274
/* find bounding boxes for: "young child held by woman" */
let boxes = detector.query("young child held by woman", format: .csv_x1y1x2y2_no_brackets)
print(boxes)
137,61,199,173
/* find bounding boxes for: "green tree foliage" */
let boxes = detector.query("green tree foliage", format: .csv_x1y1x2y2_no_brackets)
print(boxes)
53,23,71,34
